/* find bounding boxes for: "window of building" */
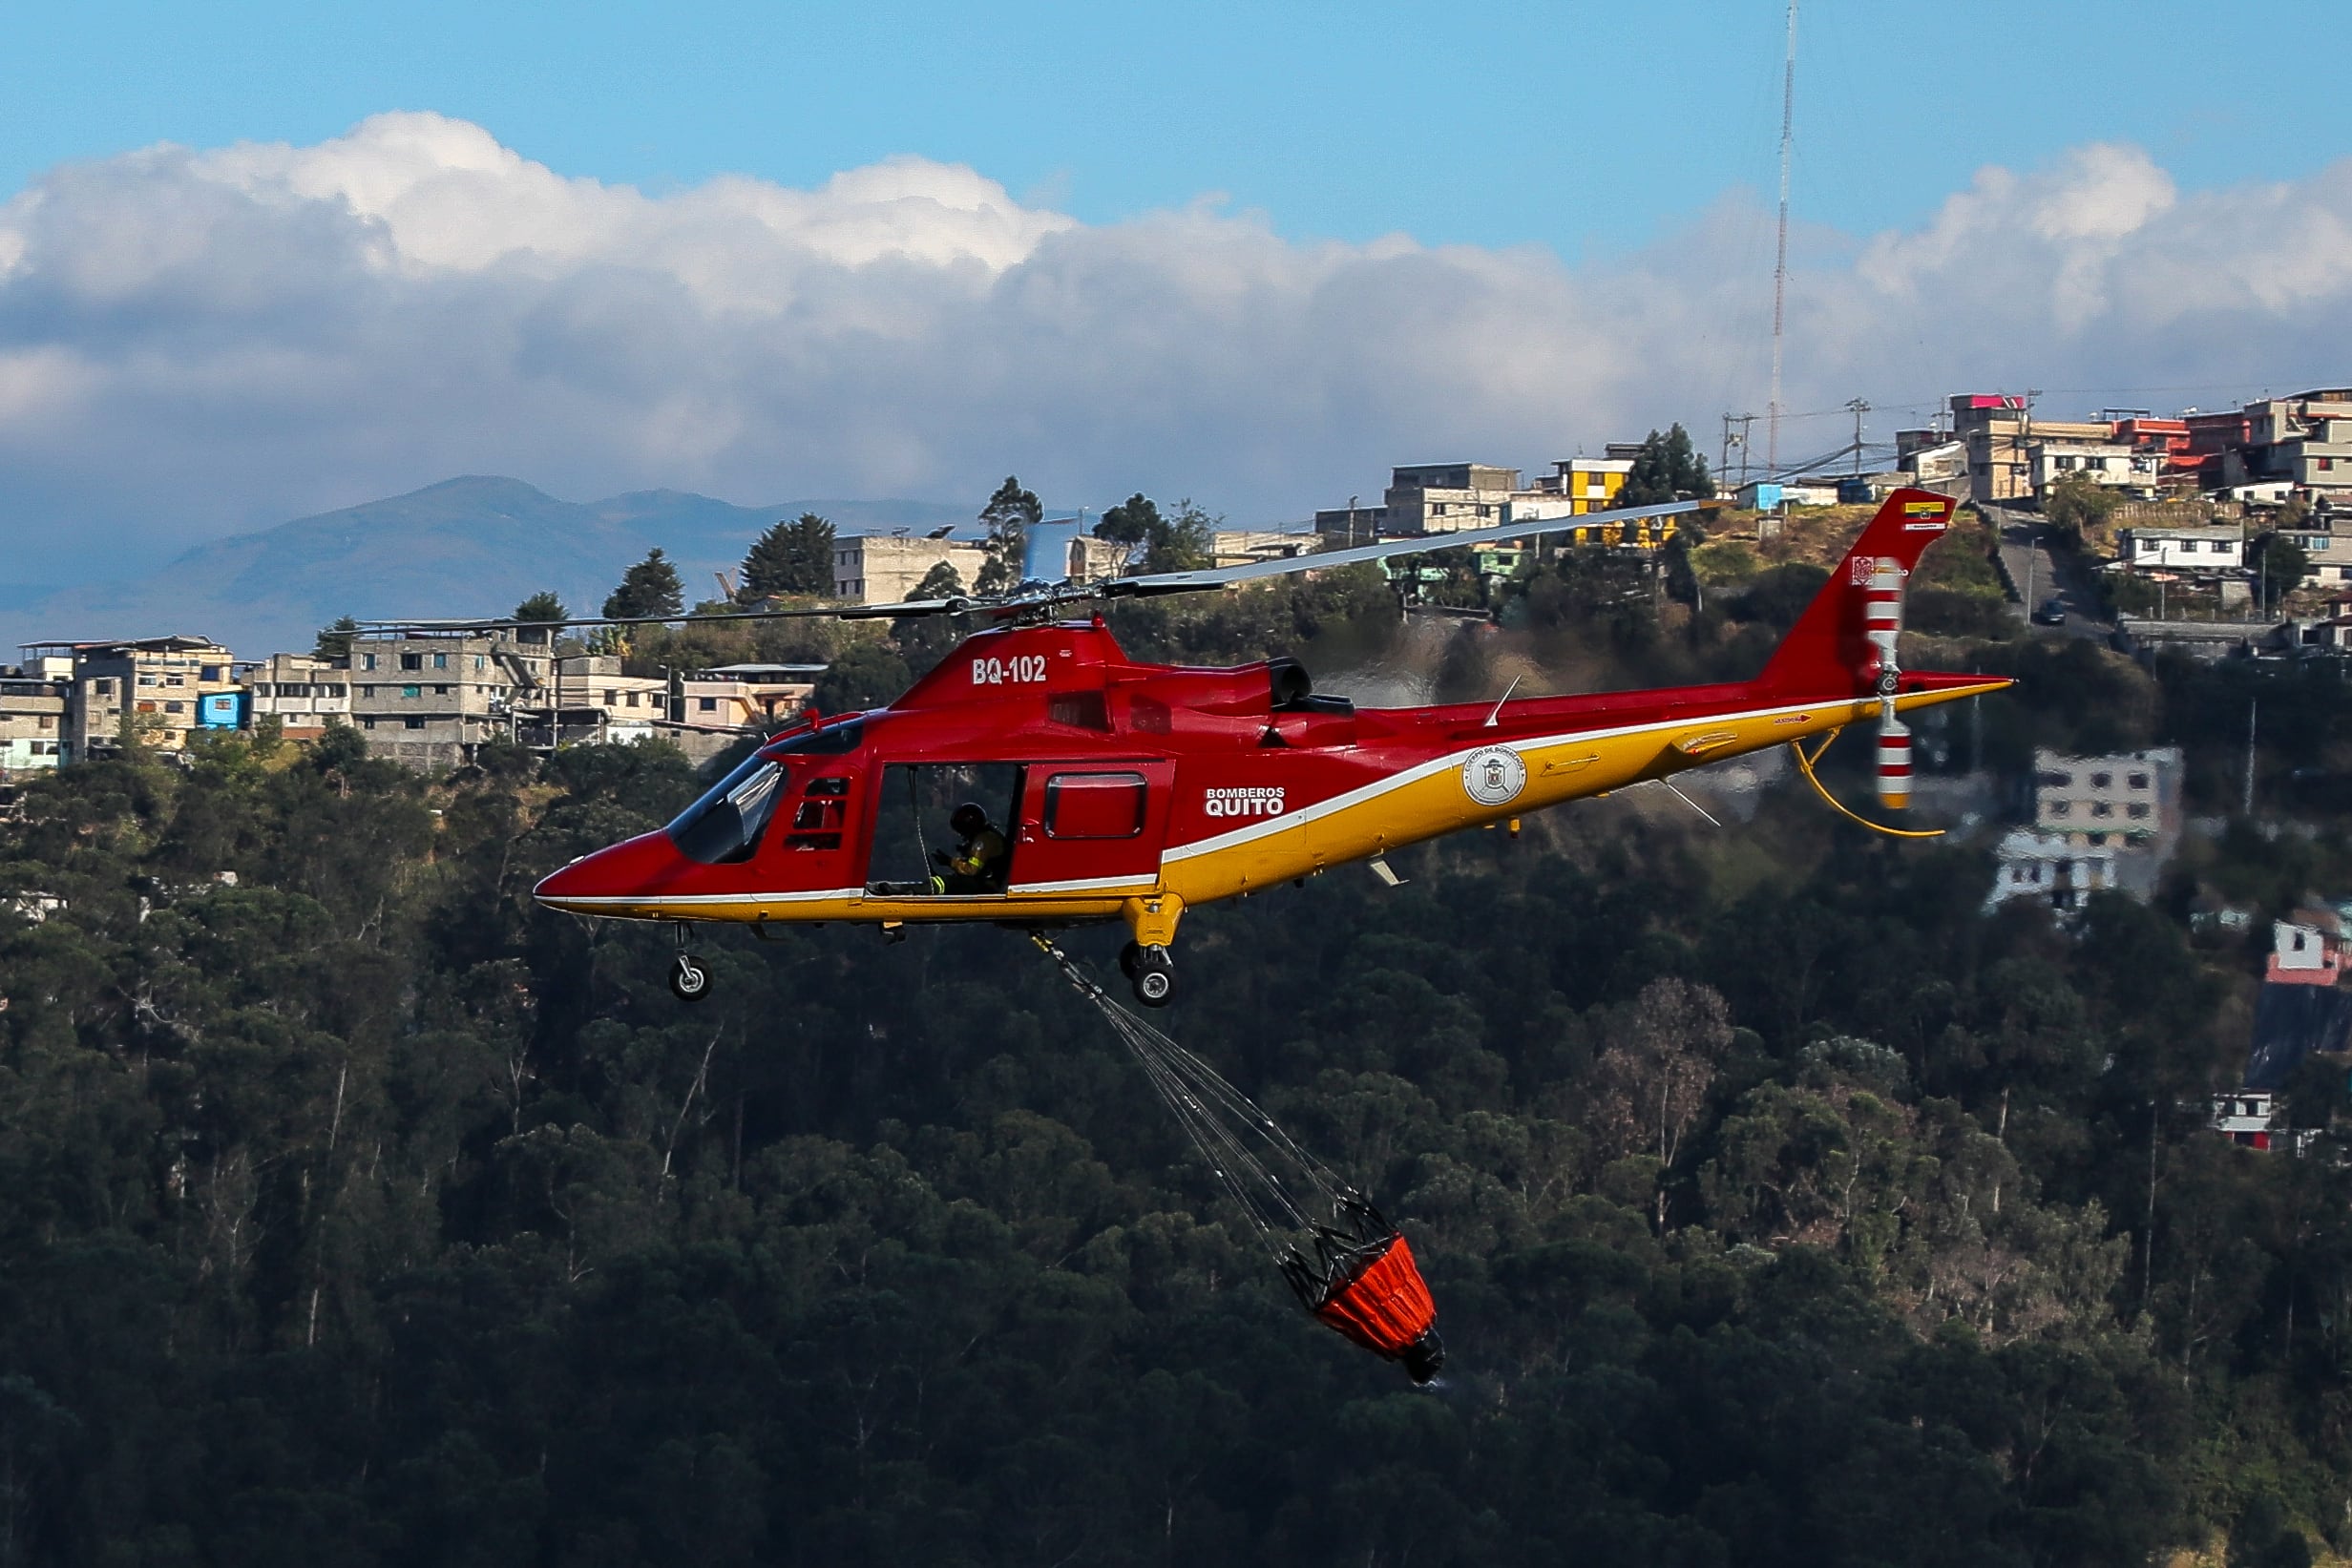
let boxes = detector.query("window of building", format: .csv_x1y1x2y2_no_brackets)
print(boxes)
2090,773,2111,788
2091,802,2113,818
2128,772,2149,789
474,657,486,671
362,654,376,671
402,684,420,699
163,701,184,714
604,689,618,705
2049,801,2070,817
699,696,718,712
2128,803,2150,819
433,684,450,695
93,679,113,696
400,653,422,671
404,718,425,730
432,653,448,669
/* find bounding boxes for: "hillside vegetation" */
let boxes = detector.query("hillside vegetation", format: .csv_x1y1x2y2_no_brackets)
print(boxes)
3,550,2350,1566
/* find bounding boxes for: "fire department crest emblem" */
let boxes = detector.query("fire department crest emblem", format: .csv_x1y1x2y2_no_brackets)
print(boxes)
1460,747,1527,807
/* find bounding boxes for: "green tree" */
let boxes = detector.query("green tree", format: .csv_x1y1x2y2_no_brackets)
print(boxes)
740,512,837,602
2251,531,2310,606
1616,424,1714,507
976,476,1041,596
1095,493,1162,547
809,639,912,712
312,615,361,661
1144,499,1217,574
2044,471,2120,542
603,548,683,620
514,591,569,622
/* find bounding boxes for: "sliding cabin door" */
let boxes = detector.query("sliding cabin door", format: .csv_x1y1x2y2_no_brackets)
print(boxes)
1006,762,1175,897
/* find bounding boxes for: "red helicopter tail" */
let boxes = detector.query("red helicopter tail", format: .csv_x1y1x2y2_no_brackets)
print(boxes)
1753,487,1960,700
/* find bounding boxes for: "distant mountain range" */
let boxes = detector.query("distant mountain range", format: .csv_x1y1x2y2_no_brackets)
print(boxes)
2,477,976,659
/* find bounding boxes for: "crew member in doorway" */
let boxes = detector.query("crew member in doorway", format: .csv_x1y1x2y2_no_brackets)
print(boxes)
934,802,1008,893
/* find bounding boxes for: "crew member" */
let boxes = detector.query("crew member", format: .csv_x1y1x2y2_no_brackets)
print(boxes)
934,802,1007,893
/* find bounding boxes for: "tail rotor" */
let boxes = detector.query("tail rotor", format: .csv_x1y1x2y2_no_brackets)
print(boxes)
1863,555,1911,810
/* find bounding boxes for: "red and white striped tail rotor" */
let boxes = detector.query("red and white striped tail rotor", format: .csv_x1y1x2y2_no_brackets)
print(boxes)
1863,555,1912,809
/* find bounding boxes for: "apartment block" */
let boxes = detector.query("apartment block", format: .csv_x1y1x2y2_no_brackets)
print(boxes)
238,653,350,741
348,633,544,768
832,534,992,604
29,637,240,758
1379,463,1522,535
0,659,71,772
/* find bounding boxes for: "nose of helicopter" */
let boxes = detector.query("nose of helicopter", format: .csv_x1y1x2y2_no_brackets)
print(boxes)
533,831,691,915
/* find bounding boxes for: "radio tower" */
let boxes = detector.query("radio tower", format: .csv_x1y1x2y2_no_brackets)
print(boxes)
1767,0,1796,475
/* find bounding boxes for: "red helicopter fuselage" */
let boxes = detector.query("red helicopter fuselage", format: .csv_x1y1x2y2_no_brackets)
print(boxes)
535,491,2008,984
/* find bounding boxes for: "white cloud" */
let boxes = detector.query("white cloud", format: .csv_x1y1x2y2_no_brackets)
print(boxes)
2,112,2350,584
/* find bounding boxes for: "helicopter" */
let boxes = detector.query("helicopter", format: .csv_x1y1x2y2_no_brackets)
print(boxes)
505,487,2005,1005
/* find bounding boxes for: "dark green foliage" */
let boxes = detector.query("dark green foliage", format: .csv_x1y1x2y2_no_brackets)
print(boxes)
513,590,568,622
312,614,361,661
1094,491,1161,546
1097,492,1214,573
603,548,684,620
740,512,837,601
810,639,914,712
1617,424,1715,507
2250,532,2310,601
6,581,2352,1565
976,476,1041,596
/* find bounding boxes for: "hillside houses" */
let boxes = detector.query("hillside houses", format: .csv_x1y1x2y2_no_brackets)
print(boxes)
0,627,822,775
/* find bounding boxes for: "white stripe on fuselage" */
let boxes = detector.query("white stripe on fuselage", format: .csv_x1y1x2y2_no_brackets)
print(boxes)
1160,693,1847,864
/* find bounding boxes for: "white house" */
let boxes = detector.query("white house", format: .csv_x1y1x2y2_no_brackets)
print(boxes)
2119,526,2245,573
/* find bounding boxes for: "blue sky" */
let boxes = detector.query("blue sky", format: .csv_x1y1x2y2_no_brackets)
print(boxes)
2,0,2350,616
3,0,2335,256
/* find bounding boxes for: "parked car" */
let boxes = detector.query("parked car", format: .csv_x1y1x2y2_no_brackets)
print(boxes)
2034,596,2068,625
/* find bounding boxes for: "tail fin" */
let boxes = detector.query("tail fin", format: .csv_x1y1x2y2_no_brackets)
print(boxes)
1754,488,1959,697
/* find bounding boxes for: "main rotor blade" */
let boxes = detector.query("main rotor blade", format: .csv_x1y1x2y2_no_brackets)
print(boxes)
354,596,975,637
1101,497,1712,597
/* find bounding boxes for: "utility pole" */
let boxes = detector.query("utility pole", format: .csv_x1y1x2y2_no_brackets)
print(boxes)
2244,698,2258,817
1767,0,1797,476
1845,397,1871,477
2019,387,2043,502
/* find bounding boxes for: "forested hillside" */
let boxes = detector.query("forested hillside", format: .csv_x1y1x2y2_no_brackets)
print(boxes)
3,550,2350,1566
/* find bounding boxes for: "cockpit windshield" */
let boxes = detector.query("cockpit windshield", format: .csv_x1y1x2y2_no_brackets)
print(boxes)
665,721,864,866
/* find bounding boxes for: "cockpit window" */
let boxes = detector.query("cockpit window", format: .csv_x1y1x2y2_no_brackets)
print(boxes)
760,720,864,759
667,755,788,865
667,721,865,865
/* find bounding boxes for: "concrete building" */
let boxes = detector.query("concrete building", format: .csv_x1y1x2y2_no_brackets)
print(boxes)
1949,394,2113,503
1523,457,1635,514
2268,917,2344,986
237,653,349,742
832,534,992,604
1734,480,1840,510
29,637,240,758
2033,746,2181,850
1210,529,1317,568
0,659,71,773
2216,391,2352,499
1991,746,2183,913
1899,438,1967,487
349,633,543,768
1381,463,1523,535
2029,440,2163,500
2119,525,2245,573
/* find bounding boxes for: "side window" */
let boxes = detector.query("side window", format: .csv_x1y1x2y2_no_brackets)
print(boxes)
1043,772,1147,839
785,775,851,851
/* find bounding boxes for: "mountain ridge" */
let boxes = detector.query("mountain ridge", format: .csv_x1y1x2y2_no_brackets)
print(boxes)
4,477,976,659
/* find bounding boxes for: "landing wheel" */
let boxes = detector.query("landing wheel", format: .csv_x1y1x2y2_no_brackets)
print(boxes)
1130,946,1174,1008
669,951,712,1002
1118,941,1142,980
